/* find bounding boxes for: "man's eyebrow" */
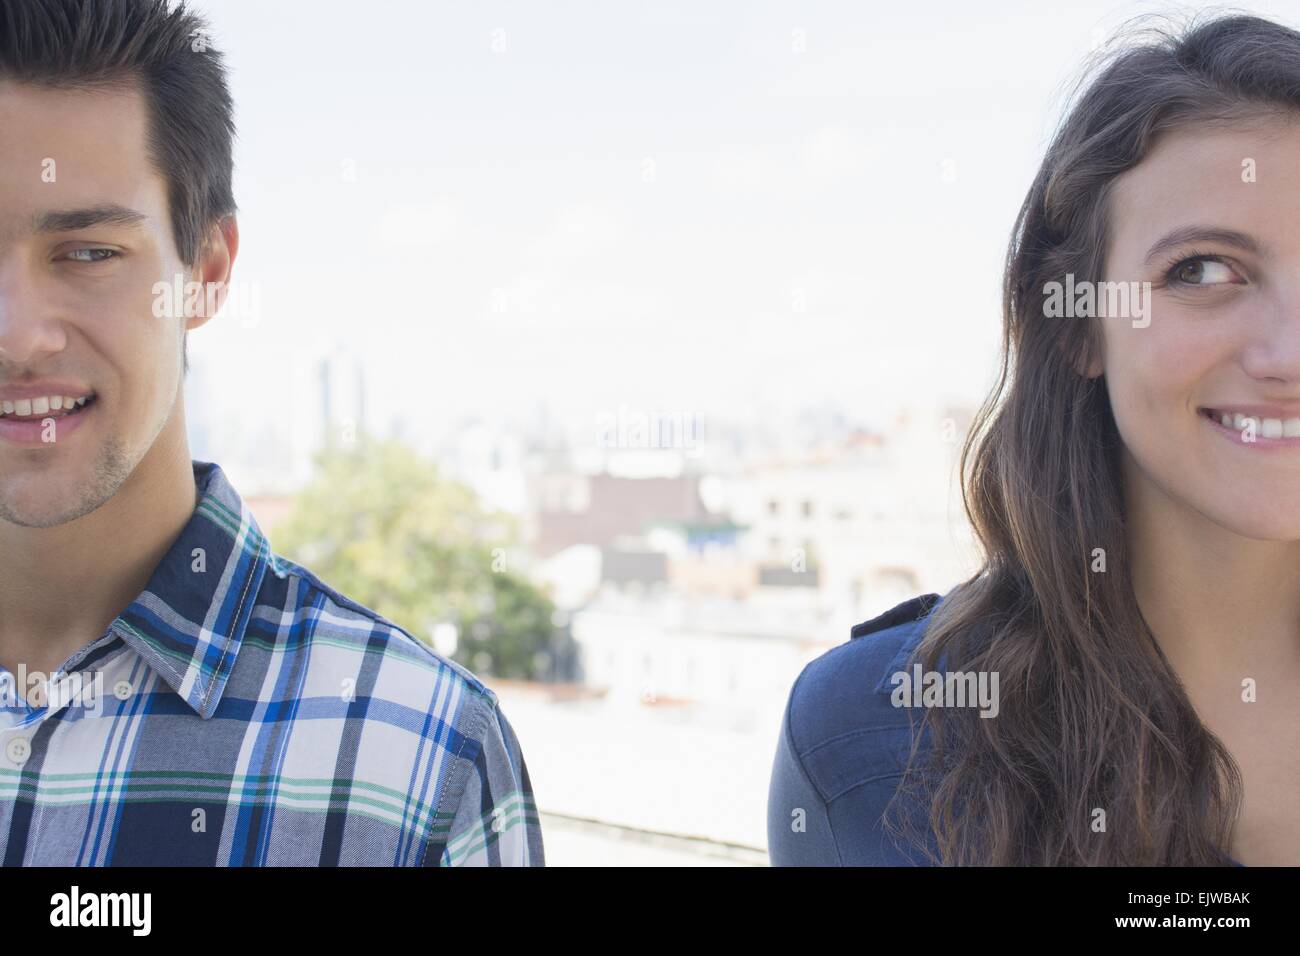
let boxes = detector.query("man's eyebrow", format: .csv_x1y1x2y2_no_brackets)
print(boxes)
1143,225,1266,265
33,203,149,233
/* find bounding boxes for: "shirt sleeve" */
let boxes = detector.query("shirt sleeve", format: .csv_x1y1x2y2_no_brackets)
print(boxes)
431,698,545,866
767,680,842,866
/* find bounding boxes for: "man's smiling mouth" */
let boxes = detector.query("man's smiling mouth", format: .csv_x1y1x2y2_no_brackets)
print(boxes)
0,393,97,421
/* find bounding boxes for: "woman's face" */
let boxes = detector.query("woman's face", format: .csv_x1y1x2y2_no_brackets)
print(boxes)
1095,115,1300,540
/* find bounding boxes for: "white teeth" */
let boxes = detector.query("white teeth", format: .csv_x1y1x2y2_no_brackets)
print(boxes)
0,394,92,418
1211,410,1300,438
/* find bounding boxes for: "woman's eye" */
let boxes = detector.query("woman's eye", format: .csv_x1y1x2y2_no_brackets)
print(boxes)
1168,256,1239,286
63,248,120,264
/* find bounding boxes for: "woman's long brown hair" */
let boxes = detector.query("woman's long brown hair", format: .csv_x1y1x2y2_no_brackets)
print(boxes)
884,12,1300,866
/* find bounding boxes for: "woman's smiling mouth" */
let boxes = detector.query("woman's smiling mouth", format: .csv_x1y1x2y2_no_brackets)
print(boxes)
1198,404,1300,446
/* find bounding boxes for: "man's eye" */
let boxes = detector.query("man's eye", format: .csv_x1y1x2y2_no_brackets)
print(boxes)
1167,255,1239,286
63,248,120,264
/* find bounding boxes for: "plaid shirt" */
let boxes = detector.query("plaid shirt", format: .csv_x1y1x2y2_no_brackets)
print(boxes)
0,460,544,866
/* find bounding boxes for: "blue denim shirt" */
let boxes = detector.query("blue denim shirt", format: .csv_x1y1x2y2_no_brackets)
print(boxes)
766,591,1246,866
768,593,944,865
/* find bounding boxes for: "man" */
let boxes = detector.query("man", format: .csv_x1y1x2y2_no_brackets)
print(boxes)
0,0,543,865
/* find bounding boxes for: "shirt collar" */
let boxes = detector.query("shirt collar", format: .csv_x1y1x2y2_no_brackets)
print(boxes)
854,592,946,696
108,460,271,719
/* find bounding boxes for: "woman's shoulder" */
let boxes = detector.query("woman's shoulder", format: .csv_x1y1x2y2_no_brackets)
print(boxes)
767,592,946,865
788,591,944,753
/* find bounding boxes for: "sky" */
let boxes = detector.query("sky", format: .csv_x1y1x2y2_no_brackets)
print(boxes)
183,0,1300,450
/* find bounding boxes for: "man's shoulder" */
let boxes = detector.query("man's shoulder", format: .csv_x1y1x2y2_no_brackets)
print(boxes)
786,593,942,790
250,552,526,858
239,551,543,865
253,549,498,719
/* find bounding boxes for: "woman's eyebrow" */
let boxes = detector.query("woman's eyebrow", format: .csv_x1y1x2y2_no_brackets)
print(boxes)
32,203,149,233
1143,225,1265,265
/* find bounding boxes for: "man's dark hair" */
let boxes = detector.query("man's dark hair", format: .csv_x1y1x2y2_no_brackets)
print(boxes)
0,0,239,375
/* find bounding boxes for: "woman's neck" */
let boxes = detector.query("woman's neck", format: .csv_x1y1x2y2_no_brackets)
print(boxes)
1122,447,1300,689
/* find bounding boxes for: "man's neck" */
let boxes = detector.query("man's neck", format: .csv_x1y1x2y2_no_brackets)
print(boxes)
0,425,199,679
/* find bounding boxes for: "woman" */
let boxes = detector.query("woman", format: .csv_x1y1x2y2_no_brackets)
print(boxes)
768,12,1300,866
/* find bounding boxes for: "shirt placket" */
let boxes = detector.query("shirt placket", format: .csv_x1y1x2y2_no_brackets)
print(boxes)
1,628,121,758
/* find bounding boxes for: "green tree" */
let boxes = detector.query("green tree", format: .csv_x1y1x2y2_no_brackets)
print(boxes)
272,436,558,679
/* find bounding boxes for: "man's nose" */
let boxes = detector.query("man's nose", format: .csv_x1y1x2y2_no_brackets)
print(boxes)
0,260,65,364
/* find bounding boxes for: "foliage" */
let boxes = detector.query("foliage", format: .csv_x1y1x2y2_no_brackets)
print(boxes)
272,436,558,679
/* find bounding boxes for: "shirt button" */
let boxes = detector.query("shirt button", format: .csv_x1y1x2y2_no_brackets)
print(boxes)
5,736,31,765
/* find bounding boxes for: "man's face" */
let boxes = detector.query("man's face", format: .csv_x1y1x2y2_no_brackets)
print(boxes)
0,80,196,528
1097,116,1300,541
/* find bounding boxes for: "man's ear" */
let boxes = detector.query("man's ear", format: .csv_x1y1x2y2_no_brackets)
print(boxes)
186,215,239,332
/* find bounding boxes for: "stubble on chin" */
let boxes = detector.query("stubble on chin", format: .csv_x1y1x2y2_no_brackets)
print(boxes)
0,438,133,529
